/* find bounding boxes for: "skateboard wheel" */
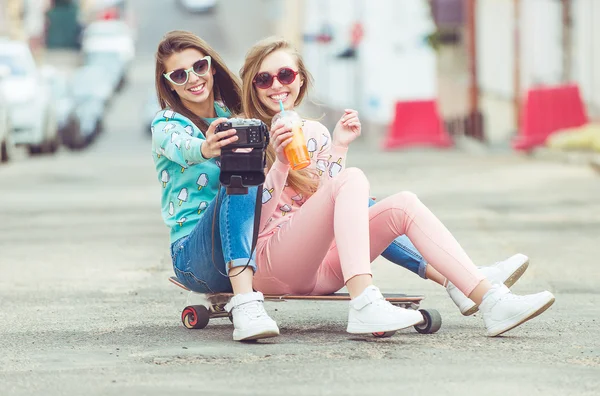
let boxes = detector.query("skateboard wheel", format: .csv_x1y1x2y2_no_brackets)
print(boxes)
414,309,442,334
181,305,210,329
372,331,396,338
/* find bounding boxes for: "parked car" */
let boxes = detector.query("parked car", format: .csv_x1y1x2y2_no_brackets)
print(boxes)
80,20,135,93
0,66,14,163
81,20,135,64
83,51,128,93
40,66,82,150
177,0,217,13
0,39,59,155
87,0,134,25
69,65,113,145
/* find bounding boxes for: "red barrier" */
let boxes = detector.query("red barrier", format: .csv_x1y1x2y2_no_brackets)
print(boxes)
383,100,453,150
513,84,588,151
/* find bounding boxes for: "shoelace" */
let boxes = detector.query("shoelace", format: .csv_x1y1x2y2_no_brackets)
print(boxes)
237,301,268,320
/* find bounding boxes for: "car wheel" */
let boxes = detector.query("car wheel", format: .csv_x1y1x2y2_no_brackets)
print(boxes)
0,140,8,163
46,135,60,153
62,117,87,150
43,111,59,154
1,123,14,163
30,110,59,155
28,144,43,155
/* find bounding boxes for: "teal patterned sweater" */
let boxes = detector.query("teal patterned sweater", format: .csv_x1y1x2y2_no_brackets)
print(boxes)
151,102,231,243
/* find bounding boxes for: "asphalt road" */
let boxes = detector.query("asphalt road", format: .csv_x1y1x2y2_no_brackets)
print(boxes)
1,1,599,395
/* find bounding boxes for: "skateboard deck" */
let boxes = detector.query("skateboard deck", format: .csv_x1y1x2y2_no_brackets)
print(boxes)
169,276,424,303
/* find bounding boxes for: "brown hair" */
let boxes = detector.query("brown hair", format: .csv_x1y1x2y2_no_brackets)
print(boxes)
240,37,318,198
155,30,242,132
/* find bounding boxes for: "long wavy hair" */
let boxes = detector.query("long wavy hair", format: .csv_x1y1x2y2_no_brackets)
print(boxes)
155,31,242,132
240,37,319,198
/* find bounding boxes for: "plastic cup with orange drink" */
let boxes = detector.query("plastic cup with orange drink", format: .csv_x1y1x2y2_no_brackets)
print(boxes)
271,101,311,170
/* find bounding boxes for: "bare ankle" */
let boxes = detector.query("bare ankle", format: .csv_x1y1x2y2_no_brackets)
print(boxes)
229,265,254,295
468,279,493,305
346,274,373,299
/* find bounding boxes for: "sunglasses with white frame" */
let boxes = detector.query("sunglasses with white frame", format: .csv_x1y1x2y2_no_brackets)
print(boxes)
163,56,212,86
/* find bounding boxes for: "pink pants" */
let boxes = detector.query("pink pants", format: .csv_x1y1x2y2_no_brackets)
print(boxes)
253,168,485,296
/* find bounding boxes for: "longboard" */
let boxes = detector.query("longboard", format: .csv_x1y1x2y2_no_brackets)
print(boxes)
169,276,441,336
169,276,424,303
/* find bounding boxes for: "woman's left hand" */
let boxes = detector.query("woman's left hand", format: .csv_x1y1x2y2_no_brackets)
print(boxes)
332,109,361,147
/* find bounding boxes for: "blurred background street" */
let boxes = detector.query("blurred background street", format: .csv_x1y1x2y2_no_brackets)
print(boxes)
0,0,599,395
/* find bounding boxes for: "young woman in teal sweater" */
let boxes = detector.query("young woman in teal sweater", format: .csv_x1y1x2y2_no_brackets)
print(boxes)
152,31,279,341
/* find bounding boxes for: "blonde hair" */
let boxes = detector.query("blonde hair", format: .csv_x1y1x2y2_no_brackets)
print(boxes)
240,37,319,198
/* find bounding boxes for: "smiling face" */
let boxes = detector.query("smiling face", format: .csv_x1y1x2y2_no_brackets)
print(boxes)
163,48,215,111
254,49,303,114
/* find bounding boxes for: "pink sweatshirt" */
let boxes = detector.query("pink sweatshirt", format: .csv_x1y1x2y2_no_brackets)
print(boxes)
258,119,348,239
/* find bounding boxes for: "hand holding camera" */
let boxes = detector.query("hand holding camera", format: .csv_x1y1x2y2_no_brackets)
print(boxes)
201,118,239,159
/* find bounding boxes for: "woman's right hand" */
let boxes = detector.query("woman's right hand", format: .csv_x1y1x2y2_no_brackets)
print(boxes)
200,118,239,159
270,120,293,165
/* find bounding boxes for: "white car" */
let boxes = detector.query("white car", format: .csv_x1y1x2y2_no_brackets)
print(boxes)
177,0,217,13
81,20,136,66
0,39,59,155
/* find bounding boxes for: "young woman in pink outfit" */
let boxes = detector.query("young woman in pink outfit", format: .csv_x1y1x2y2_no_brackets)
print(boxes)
239,37,555,337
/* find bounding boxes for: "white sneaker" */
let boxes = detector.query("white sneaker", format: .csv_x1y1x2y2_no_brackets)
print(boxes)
447,253,530,316
479,285,555,337
347,286,423,334
225,292,280,341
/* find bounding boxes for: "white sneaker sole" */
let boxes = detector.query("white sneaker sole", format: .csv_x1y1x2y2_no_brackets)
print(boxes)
462,255,530,316
499,254,531,289
347,314,423,334
486,292,555,337
233,326,280,341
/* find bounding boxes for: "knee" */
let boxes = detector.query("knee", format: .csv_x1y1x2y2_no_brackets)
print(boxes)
391,191,421,210
336,167,369,190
